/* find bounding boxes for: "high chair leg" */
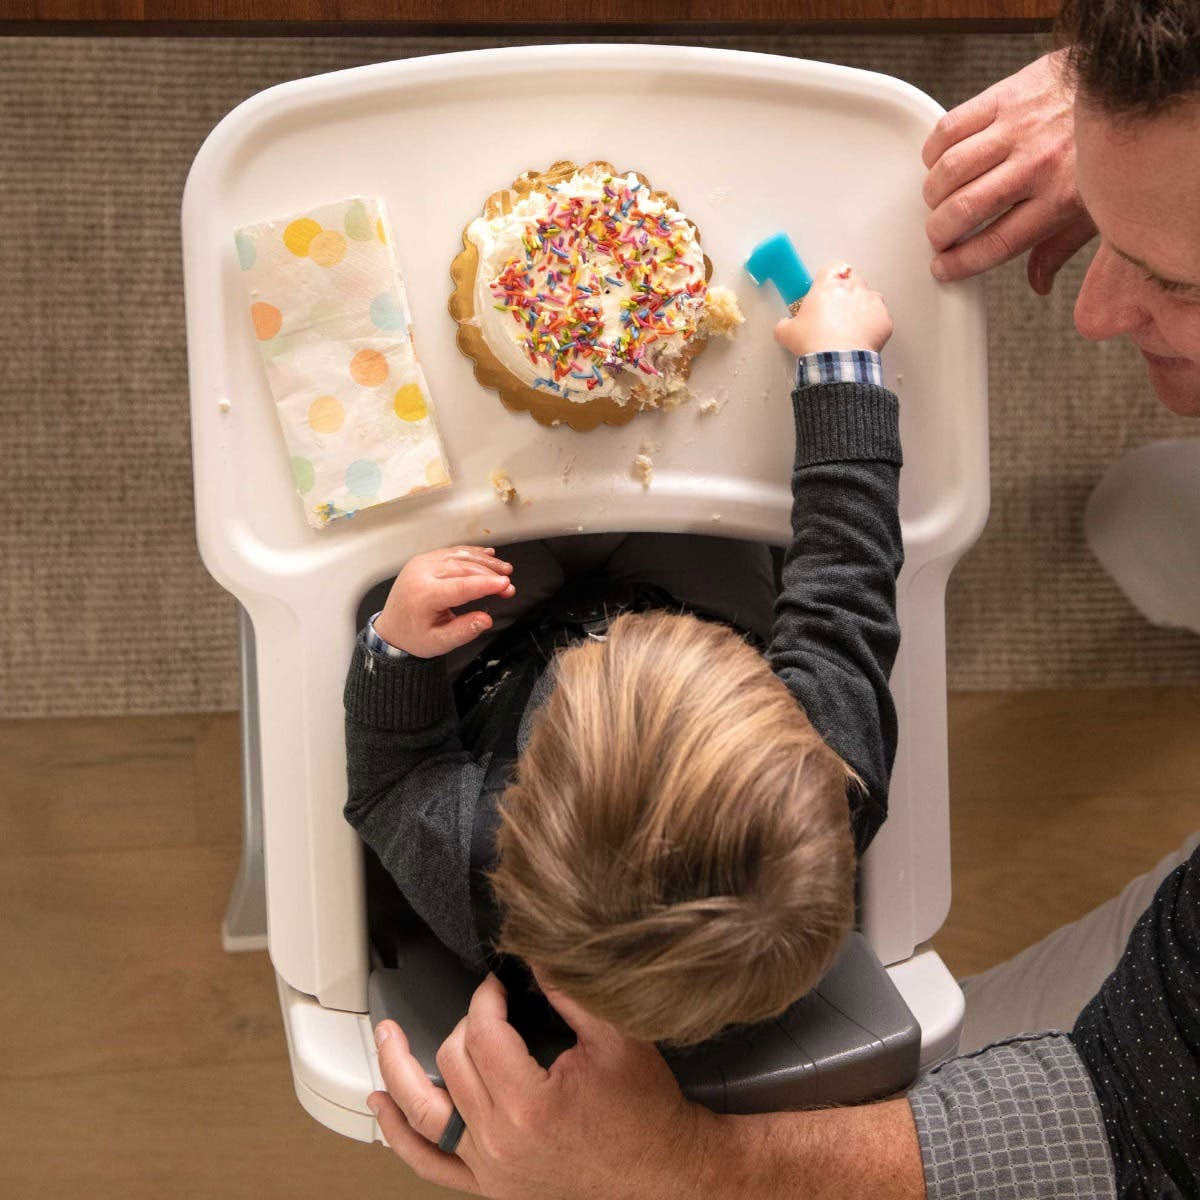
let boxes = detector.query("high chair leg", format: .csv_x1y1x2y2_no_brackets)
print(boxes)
222,603,268,952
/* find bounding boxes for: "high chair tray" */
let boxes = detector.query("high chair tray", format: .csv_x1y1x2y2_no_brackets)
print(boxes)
185,43,986,587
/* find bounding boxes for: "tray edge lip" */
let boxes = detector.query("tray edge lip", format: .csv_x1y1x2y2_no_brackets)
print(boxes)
186,43,945,209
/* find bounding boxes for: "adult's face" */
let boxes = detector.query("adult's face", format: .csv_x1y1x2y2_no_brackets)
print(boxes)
1073,96,1200,416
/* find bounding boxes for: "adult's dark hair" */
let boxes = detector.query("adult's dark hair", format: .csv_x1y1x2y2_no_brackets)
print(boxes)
1057,0,1200,118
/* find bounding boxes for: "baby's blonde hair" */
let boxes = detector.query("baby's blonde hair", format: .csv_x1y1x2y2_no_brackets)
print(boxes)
489,610,856,1046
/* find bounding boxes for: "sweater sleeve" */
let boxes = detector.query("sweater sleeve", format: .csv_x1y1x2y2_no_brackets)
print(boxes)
342,630,489,969
767,380,904,855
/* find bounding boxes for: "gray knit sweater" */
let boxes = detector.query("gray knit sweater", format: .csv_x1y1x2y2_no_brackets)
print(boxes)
343,380,904,971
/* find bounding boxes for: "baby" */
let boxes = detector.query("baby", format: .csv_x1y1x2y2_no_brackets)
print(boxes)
344,262,901,1046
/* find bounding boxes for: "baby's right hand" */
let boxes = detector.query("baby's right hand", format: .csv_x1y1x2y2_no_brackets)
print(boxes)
773,262,893,358
374,546,515,659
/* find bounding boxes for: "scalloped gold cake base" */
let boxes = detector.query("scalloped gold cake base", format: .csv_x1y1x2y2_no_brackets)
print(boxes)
449,160,712,433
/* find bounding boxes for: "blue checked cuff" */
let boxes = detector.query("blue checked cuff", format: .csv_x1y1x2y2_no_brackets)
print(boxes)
366,611,408,659
796,350,883,388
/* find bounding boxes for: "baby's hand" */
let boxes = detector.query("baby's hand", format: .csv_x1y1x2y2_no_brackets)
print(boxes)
374,546,515,659
773,262,893,357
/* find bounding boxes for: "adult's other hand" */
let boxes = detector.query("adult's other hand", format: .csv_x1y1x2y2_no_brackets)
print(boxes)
368,972,710,1199
923,50,1096,295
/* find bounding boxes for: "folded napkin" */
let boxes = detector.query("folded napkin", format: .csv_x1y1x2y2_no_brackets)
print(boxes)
236,196,450,529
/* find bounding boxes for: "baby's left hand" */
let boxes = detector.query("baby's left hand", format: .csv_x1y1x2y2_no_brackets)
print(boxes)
375,546,515,658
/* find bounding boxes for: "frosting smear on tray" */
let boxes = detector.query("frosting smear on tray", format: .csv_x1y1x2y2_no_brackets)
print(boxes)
468,168,709,406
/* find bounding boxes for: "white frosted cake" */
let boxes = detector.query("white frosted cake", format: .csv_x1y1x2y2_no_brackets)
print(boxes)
451,161,741,430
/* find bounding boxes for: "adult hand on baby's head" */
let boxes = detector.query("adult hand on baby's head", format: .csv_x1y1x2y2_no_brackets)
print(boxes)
369,973,713,1199
375,546,514,658
774,262,893,358
922,49,1096,295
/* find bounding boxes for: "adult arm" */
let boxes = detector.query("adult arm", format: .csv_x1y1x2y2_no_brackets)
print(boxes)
923,49,1096,295
367,974,1119,1199
367,972,926,1200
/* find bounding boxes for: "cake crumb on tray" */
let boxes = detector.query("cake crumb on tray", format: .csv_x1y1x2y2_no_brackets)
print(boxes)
490,470,518,505
632,439,658,489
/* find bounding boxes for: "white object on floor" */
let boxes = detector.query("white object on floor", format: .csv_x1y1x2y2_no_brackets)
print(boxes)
1085,438,1200,635
184,43,988,1139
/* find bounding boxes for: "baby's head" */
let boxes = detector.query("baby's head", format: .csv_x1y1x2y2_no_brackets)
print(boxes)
488,610,856,1046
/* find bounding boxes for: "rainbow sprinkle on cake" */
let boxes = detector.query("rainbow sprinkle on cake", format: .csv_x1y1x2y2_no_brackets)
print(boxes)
466,167,716,408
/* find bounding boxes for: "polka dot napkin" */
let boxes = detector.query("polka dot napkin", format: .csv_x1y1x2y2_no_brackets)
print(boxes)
235,196,451,530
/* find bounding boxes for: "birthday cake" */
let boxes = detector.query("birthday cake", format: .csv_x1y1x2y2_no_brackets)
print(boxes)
450,160,742,431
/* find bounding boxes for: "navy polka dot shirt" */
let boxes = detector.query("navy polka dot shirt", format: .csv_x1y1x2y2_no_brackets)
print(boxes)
1072,843,1200,1197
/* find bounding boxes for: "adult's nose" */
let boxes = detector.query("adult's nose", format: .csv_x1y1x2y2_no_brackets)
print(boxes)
1074,244,1148,343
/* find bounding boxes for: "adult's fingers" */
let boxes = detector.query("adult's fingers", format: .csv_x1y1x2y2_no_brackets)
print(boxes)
373,1021,459,1145
436,1015,495,1131
539,981,684,1106
369,1090,482,1194
455,974,550,1110
931,192,1076,283
538,977,631,1061
922,125,1010,211
922,86,1000,168
1027,211,1097,295
925,158,1034,255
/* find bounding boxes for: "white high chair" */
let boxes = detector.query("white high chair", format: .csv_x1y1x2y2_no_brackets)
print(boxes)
183,44,988,1141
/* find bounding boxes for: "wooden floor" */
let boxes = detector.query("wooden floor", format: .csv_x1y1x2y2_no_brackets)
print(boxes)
3,688,1199,1199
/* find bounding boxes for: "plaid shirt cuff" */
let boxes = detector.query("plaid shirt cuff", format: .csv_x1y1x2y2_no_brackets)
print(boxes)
796,350,883,388
365,611,408,659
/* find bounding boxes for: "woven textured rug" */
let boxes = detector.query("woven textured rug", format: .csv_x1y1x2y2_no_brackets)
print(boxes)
2,33,1198,717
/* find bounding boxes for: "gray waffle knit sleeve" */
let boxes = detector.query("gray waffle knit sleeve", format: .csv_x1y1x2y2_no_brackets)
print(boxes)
908,1034,1116,1199
770,381,903,854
